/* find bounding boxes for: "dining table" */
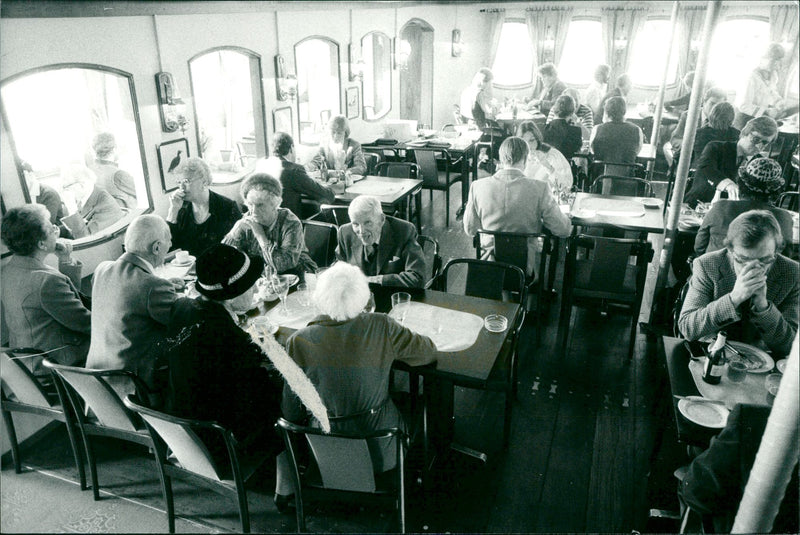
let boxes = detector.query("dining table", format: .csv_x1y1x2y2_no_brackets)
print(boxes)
567,192,666,235
495,108,546,135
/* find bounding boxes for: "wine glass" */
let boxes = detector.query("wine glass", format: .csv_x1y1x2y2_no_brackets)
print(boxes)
363,292,376,313
272,276,290,314
391,292,411,325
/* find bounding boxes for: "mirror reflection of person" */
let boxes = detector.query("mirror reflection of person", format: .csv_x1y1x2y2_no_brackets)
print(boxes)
1,204,91,375
88,132,138,210
60,164,124,236
734,43,800,130
166,157,242,257
19,159,66,227
306,115,366,177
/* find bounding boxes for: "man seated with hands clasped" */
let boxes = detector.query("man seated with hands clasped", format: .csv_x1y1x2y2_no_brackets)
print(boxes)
306,115,367,179
336,195,426,288
679,210,799,357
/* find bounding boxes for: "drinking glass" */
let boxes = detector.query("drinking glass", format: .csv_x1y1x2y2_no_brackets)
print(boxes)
765,373,781,405
726,359,748,383
296,283,310,307
272,276,290,314
391,292,411,325
364,292,376,313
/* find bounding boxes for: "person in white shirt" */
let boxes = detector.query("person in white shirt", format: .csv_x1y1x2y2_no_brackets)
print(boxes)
459,68,495,128
583,64,610,123
734,43,798,130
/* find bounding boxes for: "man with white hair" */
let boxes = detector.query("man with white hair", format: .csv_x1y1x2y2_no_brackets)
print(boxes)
60,163,124,236
86,214,185,396
336,195,426,288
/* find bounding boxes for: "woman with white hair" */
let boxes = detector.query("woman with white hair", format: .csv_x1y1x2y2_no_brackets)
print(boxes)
88,131,137,209
60,163,124,236
274,262,436,510
306,115,367,178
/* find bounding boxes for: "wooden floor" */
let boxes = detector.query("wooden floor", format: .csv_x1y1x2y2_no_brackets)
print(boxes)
1,185,689,533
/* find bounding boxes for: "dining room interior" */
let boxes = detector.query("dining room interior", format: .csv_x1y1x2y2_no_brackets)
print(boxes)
1,1,799,534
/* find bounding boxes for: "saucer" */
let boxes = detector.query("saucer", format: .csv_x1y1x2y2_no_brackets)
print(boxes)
170,255,195,267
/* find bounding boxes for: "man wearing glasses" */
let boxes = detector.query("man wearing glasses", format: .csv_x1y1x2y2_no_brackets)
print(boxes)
679,210,799,356
684,116,778,208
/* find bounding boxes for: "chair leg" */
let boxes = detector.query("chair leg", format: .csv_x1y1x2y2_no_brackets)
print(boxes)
628,314,638,362
557,301,572,359
83,435,101,501
63,418,88,490
445,189,449,228
295,487,306,533
236,483,251,533
1,409,22,474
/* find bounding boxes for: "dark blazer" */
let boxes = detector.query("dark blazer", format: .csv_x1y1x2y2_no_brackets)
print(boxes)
685,141,742,207
694,200,794,256
81,186,124,234
544,119,583,160
692,126,740,167
534,80,567,116
276,157,335,217
336,215,426,288
678,248,799,356
168,190,242,257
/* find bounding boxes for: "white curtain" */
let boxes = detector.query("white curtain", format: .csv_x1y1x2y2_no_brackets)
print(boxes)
525,7,573,68
486,10,506,70
601,7,646,86
770,4,799,95
676,6,706,85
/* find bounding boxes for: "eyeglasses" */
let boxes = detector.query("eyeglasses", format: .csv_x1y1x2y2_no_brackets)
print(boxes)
749,134,772,148
176,177,201,186
731,251,777,266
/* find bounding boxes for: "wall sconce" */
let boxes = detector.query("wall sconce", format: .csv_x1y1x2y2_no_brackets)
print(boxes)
451,29,463,57
392,38,412,70
155,72,187,134
348,43,365,81
274,54,297,101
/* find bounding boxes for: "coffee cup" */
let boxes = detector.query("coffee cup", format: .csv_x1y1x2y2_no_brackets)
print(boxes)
175,250,190,264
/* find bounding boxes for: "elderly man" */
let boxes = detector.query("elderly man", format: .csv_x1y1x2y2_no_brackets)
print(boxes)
259,131,334,218
166,157,242,257
679,210,799,357
86,215,185,395
336,195,426,288
464,136,572,278
306,115,367,177
684,116,778,207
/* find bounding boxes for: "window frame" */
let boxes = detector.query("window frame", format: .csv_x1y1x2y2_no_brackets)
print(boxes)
557,16,605,89
706,15,771,94
491,18,535,90
294,35,342,146
628,17,681,90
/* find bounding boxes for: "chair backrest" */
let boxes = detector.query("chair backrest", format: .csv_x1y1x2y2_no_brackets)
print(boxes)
376,162,419,180
124,395,226,482
474,229,550,283
411,148,450,186
436,258,525,305
363,152,381,176
567,235,653,295
319,204,350,227
43,359,143,432
0,349,54,408
472,141,494,178
590,175,653,197
302,219,338,267
417,234,442,283
441,123,457,133
590,161,644,180
673,278,692,338
777,191,798,212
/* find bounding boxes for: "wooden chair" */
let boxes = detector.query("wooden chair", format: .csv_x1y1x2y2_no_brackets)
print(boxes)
43,359,153,500
302,219,338,268
474,229,552,346
471,141,495,180
417,234,442,286
275,418,408,533
318,204,351,227
1,349,86,488
777,191,798,212
376,161,420,180
410,148,462,226
363,152,381,176
589,161,645,181
432,258,526,447
557,235,653,360
590,175,654,197
124,395,268,534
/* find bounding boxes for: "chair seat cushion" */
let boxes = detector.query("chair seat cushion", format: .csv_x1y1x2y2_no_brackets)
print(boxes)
571,259,638,302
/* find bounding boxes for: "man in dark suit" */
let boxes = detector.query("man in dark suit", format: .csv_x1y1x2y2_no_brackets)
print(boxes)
336,195,426,288
679,210,799,357
86,215,186,396
684,116,778,207
261,132,334,219
526,63,567,117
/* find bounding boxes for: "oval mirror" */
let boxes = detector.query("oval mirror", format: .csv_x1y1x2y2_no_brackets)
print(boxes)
361,31,392,121
0,64,152,248
295,36,341,145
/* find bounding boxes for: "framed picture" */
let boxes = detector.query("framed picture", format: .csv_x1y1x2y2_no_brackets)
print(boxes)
273,106,294,136
157,138,190,193
346,86,359,120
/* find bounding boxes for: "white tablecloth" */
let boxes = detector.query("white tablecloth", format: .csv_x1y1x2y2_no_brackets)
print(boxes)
388,301,485,352
689,359,770,407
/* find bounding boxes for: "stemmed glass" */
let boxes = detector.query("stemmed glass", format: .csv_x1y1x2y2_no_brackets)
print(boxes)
272,276,290,315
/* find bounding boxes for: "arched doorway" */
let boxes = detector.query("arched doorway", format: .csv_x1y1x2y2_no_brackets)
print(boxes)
399,18,433,127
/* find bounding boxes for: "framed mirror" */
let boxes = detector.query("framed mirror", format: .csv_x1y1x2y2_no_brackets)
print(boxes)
361,31,392,121
0,63,152,248
189,47,266,183
295,36,341,145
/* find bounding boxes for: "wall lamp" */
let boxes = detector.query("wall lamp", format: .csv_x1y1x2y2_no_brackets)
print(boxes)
451,29,464,57
155,72,188,133
275,54,297,101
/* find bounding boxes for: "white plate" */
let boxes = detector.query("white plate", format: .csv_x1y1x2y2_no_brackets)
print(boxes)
640,198,663,208
170,255,196,267
727,341,774,373
571,209,596,219
678,397,729,428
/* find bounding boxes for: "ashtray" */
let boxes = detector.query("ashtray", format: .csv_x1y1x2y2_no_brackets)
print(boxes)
640,198,663,208
484,314,508,333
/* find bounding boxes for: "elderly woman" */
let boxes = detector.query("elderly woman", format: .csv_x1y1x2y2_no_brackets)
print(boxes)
275,262,436,510
544,95,584,160
517,121,573,198
694,157,794,257
306,115,367,177
163,244,284,454
1,204,91,375
166,157,242,257
88,132,137,209
590,96,644,164
223,172,313,275
60,164,124,237
464,136,572,277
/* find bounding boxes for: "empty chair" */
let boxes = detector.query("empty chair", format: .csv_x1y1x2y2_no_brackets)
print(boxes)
410,148,462,226
276,417,408,533
777,191,798,212
363,145,400,163
124,395,268,534
590,175,654,197
319,109,332,126
432,258,526,447
1,349,86,488
363,152,381,176
302,219,338,268
557,235,654,360
43,359,153,500
417,234,442,286
589,161,645,180
376,161,420,180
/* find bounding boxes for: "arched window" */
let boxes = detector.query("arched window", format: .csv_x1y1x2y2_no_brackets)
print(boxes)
558,19,605,86
707,17,770,93
491,20,534,87
628,19,679,87
295,36,341,145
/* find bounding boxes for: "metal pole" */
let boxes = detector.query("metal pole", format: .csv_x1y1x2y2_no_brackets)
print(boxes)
647,1,680,181
652,0,721,307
